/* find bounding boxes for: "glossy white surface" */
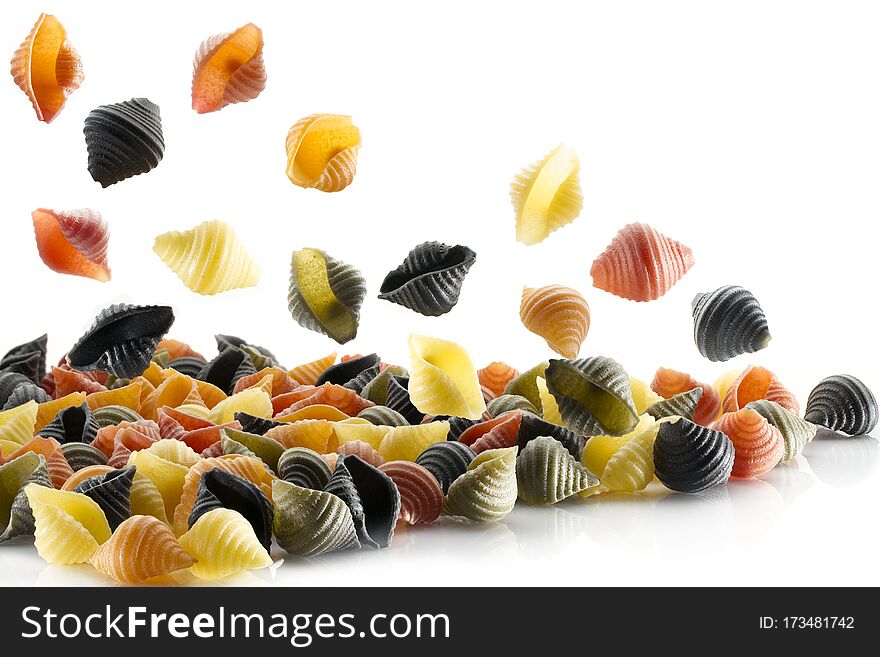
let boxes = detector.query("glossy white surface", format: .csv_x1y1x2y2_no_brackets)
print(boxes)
1,0,878,586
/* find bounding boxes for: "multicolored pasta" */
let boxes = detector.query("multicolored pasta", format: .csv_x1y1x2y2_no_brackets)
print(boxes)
746,399,817,461
38,402,100,444
691,285,771,362
357,405,410,427
25,484,111,564
378,461,444,524
519,285,590,359
652,367,720,425
516,436,598,505
0,452,52,543
187,468,274,550
722,365,799,415
644,387,703,421
0,400,38,445
73,466,134,530
503,362,549,414
407,335,485,420
378,422,449,462
600,418,661,493
712,409,784,478
486,394,537,417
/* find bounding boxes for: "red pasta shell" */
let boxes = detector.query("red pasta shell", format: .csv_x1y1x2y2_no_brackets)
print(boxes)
722,365,799,415
651,367,720,425
478,362,520,398
712,409,784,478
458,411,524,453
273,383,373,417
336,440,385,467
32,209,110,282
378,461,444,525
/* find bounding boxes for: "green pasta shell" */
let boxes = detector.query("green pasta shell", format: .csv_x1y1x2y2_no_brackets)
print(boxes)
60,442,109,471
746,399,817,461
545,357,638,436
445,446,517,522
278,447,333,490
487,394,538,417
357,406,410,427
645,387,703,421
220,427,284,473
272,480,360,557
0,453,53,543
516,436,599,505
503,362,549,413
92,405,143,428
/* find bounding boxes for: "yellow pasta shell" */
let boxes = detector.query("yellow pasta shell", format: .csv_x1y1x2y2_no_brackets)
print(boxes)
91,515,195,583
285,114,361,192
520,285,590,359
179,508,272,580
0,401,38,445
378,422,449,462
26,484,111,564
408,335,486,420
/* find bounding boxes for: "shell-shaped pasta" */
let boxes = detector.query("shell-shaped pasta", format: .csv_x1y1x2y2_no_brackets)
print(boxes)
153,220,260,295
378,242,477,316
145,438,202,468
0,453,52,543
129,469,168,524
234,412,284,436
459,412,523,454
208,387,271,424
535,377,563,425
285,114,361,192
3,382,50,410
288,248,366,344
510,144,582,245
268,419,338,452
582,416,645,477
38,402,100,444
545,357,638,436
7,436,74,489
691,286,771,362
503,362,549,414
378,422,449,462
324,455,400,548
316,356,378,387
60,442,109,471
601,418,661,493
272,479,359,557
357,405,410,427
486,394,537,417
289,353,337,386
61,464,114,492
590,223,695,302
804,375,877,436
91,515,195,583
127,450,189,520
191,23,266,114
67,304,175,379
167,356,207,378
188,468,274,550
179,508,272,580
517,412,585,460
10,13,83,123
651,367,720,425
333,422,390,450
378,461,443,524
407,335,485,420
219,427,283,472
520,285,590,359
378,376,423,424
25,484,111,564
73,466,134,530
722,365,799,415
517,437,598,505
221,434,257,460
712,409,784,478
274,383,373,418
746,400,817,461
93,419,160,457
197,347,253,395
278,447,333,489
1,334,48,384
653,417,734,493
445,447,517,522
645,387,703,422
415,441,476,494
83,98,164,187
478,362,519,399
37,394,89,433
53,366,107,397
32,208,110,282
337,440,385,467
0,400,38,444
628,377,664,414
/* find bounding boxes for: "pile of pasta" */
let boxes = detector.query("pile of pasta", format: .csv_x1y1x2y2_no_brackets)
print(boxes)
0,321,876,584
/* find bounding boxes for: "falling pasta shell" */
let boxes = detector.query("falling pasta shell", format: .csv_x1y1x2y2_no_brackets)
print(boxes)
191,23,266,114
510,144,583,245
83,98,165,187
285,114,361,192
804,374,877,436
67,304,175,379
272,479,359,557
545,357,638,437
478,362,519,399
712,409,784,478
653,417,734,493
0,453,52,543
32,208,110,282
288,248,366,344
644,387,703,422
722,365,799,415
746,399,817,461
153,220,260,295
691,285,771,362
378,242,477,316
407,335,486,420
590,223,695,302
378,461,444,525
10,13,83,123
516,436,598,505
520,285,591,359
445,446,517,522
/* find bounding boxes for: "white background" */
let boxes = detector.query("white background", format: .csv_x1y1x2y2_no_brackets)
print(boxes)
0,0,877,586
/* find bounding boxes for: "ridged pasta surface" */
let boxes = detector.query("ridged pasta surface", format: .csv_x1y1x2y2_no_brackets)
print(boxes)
84,98,164,187
32,208,110,282
804,375,877,436
520,285,590,359
407,335,485,420
712,409,784,478
272,479,359,557
445,447,517,522
179,508,272,580
517,437,598,504
653,418,734,493
91,515,195,583
692,286,771,362
192,23,266,114
285,114,361,192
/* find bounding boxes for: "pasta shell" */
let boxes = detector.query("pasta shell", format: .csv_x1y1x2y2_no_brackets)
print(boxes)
220,427,283,472
145,438,202,468
722,365,799,415
590,223,694,302
288,248,366,344
61,464,114,492
67,304,175,379
804,375,877,436
378,422,449,462
10,13,83,123
653,417,734,493
208,387,271,424
289,353,337,386
167,356,208,378
37,402,100,444
545,357,638,436
651,367,721,425
83,98,164,187
0,400,38,445
601,418,661,493
692,286,771,362
535,376,563,425
278,447,334,489
324,455,400,548
337,440,385,467
645,387,703,421
52,366,107,397
459,412,522,454
73,466,134,530
746,400,817,461
357,406,409,427
378,461,444,525
445,447,517,522
520,285,590,358
517,436,598,505
1,334,48,382
25,484,111,564
3,382,50,410
379,376,424,424
582,414,655,481
0,453,52,543
153,220,260,295
285,114,361,192
378,242,477,316
478,362,519,399
198,347,253,394
415,441,476,494
422,415,476,440
234,411,284,436
0,374,33,409
334,422,391,450
407,335,485,420
32,208,110,282
272,479,359,557
510,144,582,245
127,450,189,520
91,515,195,583
712,409,784,478
486,394,537,417
129,469,168,524
503,362,549,414
8,436,74,489
516,412,585,460
179,508,272,580
317,353,381,387
191,23,266,114
629,376,664,414
60,442,108,471
187,468,273,550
